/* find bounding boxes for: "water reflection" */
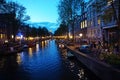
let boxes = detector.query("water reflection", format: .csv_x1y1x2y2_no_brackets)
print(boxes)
60,49,101,80
36,43,39,52
0,40,100,80
28,48,33,57
0,58,4,69
41,40,48,47
16,54,21,65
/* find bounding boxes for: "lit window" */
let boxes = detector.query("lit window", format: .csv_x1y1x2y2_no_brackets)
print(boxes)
85,20,87,27
83,21,85,28
81,22,82,29
98,19,100,25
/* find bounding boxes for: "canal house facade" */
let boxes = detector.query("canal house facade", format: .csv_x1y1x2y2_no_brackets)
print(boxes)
101,0,119,45
73,0,119,45
0,13,9,44
86,0,102,43
0,13,16,44
78,2,88,43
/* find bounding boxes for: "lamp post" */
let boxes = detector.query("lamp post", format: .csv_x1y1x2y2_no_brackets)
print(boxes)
79,33,83,38
79,33,83,45
20,34,23,45
11,35,14,39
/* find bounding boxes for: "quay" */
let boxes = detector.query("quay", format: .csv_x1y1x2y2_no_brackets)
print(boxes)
0,44,23,56
65,45,120,80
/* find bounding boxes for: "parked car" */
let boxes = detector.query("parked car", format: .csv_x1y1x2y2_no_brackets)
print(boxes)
79,45,91,53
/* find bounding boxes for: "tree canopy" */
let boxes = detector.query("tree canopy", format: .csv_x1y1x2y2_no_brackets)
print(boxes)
54,23,68,36
0,0,30,40
58,0,84,24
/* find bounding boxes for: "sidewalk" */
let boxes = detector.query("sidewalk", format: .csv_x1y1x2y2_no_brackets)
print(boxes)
65,44,120,80
66,42,120,70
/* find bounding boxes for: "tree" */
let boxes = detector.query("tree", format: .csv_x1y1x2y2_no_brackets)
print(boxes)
38,27,42,37
37,27,50,37
54,23,68,36
0,1,30,40
58,0,85,42
0,0,6,11
41,27,50,36
21,24,31,38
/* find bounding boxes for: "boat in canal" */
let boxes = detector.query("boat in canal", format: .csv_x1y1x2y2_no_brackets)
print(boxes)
0,45,23,56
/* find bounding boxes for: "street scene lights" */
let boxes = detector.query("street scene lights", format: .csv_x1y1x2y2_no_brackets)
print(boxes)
79,33,83,38
11,35,14,39
79,33,83,44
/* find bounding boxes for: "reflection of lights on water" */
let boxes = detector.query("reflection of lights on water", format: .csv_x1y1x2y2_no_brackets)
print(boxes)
42,40,48,47
0,58,4,68
36,43,39,51
59,44,64,48
45,40,46,44
29,48,33,57
42,41,44,47
45,40,48,45
78,69,85,79
16,54,21,65
19,52,24,58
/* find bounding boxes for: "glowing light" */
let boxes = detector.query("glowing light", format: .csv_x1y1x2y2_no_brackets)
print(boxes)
16,37,21,40
69,33,73,39
36,43,39,52
0,34,4,39
5,40,8,43
69,36,73,39
45,40,47,45
42,37,45,39
42,41,44,47
11,35,14,39
79,33,83,37
16,54,21,65
28,48,33,57
64,36,67,39
28,37,34,40
20,35,23,39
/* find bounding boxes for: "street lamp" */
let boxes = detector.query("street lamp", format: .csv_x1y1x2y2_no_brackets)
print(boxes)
20,34,23,45
79,33,83,44
11,35,14,39
20,35,23,39
79,33,83,38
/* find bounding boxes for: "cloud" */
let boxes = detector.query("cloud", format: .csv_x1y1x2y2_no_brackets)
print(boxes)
29,22,59,33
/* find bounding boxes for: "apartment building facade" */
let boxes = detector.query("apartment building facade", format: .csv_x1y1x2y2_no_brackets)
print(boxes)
86,0,102,44
101,0,119,45
74,0,119,45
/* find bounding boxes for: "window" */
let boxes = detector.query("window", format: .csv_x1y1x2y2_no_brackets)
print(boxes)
85,20,87,27
83,21,85,28
81,22,83,29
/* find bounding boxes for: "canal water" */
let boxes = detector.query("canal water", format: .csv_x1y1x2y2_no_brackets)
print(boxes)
0,40,101,80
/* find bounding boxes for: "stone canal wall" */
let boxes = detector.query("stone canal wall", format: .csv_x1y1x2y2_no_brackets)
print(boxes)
66,46,120,80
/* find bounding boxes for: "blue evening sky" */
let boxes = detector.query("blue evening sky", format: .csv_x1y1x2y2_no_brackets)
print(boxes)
11,0,59,23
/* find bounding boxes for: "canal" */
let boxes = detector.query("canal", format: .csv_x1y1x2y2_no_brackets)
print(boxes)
0,40,101,80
